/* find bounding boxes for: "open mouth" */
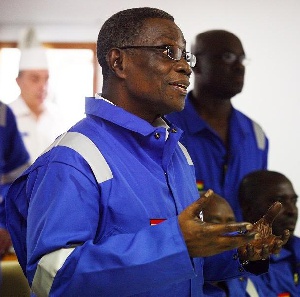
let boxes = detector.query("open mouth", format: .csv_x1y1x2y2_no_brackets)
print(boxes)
169,82,188,93
286,223,296,231
281,221,297,232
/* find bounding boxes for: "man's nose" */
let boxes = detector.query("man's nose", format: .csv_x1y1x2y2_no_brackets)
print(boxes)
283,200,298,216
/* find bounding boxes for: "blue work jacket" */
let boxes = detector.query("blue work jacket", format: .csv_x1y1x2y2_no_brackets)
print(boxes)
6,97,262,296
257,236,300,297
166,92,269,221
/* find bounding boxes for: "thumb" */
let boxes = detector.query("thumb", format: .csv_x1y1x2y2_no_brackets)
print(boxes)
182,189,214,220
261,201,282,224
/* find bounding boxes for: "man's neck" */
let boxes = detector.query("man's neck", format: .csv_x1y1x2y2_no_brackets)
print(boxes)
190,90,232,120
190,90,233,146
22,98,44,119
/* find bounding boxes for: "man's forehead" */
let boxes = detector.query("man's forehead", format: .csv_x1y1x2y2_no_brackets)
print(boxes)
138,18,185,45
194,34,242,53
23,70,49,76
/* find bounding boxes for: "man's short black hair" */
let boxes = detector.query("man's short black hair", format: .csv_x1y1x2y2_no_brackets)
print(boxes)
97,7,174,79
238,170,288,206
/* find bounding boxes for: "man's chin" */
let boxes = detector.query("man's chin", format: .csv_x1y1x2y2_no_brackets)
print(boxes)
163,103,185,116
274,228,294,238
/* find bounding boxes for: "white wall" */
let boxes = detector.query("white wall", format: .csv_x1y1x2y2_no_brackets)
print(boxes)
1,0,299,234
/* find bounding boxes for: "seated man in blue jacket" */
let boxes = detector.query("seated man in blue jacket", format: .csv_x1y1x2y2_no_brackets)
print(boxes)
202,187,270,296
239,170,299,297
6,7,289,297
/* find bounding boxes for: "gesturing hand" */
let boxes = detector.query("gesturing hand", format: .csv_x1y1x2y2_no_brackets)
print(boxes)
238,201,290,262
178,190,258,258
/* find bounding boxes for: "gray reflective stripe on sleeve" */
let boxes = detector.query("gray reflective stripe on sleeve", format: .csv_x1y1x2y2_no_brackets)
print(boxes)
31,132,112,295
252,121,266,150
32,247,75,297
0,103,7,126
0,162,30,184
43,131,113,183
178,142,194,165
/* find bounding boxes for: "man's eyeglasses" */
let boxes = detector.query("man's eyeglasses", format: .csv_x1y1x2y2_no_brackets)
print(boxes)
195,52,249,66
221,52,249,66
118,45,197,67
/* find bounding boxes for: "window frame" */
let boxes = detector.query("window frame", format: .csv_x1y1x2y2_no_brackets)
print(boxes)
0,41,98,94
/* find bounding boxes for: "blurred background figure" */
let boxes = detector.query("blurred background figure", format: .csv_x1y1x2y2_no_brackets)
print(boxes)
0,101,31,297
9,28,67,162
239,170,299,297
202,192,268,296
166,30,268,222
0,101,30,256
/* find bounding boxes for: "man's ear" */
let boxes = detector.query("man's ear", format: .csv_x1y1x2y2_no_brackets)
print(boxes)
16,76,21,87
106,48,125,78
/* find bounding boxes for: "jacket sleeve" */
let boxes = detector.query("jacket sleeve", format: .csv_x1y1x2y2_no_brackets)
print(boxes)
26,160,196,297
203,250,269,282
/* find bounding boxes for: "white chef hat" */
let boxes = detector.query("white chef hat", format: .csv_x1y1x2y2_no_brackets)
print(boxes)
19,47,49,71
18,27,49,71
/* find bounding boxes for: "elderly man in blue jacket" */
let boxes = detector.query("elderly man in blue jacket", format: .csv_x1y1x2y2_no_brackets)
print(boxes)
6,8,289,297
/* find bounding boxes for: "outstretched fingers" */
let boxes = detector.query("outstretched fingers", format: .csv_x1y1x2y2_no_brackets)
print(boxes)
178,190,261,257
217,222,255,237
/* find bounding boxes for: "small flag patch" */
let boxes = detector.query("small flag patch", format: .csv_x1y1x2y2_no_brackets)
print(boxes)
278,293,290,297
150,219,166,225
196,181,204,191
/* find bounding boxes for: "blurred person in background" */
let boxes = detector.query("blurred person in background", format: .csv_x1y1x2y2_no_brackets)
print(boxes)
166,30,268,222
9,28,67,162
239,170,299,297
0,101,30,256
202,190,269,296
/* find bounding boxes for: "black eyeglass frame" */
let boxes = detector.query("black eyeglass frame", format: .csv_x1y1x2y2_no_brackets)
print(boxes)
221,52,249,66
118,45,196,67
194,51,249,66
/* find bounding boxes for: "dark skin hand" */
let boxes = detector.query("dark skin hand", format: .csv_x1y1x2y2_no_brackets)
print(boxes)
178,190,258,258
178,190,290,260
238,201,290,262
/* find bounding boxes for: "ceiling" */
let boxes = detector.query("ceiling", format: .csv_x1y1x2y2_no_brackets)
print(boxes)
0,0,176,26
